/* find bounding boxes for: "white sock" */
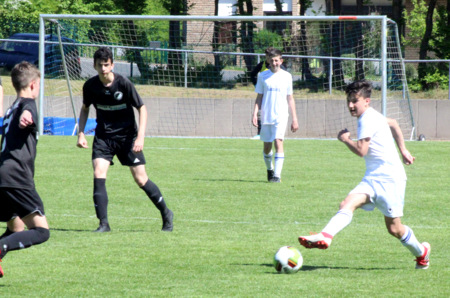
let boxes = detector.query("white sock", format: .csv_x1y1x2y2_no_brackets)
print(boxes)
322,209,353,237
400,225,424,257
274,152,284,178
263,151,273,170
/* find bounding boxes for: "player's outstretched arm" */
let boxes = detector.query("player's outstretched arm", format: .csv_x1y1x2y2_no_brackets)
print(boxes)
19,110,34,128
77,104,90,149
387,118,415,165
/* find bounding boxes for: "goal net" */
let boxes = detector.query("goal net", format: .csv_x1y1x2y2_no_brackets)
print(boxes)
37,15,415,139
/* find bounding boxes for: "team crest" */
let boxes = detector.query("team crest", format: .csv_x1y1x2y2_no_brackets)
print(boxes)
114,91,123,101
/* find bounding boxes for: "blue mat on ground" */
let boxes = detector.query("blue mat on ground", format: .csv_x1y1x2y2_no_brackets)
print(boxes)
0,117,96,135
43,117,97,135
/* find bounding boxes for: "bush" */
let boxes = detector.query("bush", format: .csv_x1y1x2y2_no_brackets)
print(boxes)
253,29,283,54
405,63,418,79
423,69,449,89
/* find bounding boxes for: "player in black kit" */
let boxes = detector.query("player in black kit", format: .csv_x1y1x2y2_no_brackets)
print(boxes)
77,47,173,232
0,62,50,278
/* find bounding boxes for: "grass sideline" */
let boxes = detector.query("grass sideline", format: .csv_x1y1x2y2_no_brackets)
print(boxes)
0,136,448,296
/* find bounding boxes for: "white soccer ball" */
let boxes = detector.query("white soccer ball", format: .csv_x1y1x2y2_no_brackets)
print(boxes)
273,246,303,274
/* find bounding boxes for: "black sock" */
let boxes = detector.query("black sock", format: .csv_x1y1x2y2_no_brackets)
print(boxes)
94,178,109,224
0,227,50,259
0,227,14,240
141,179,168,213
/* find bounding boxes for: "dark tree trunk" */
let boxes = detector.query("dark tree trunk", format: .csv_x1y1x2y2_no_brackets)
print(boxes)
123,20,150,79
418,0,438,81
299,0,314,81
331,0,345,87
237,0,255,72
392,0,403,36
212,0,221,69
355,0,365,81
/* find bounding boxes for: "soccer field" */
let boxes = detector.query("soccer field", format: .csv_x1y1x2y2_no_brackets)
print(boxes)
1,136,448,297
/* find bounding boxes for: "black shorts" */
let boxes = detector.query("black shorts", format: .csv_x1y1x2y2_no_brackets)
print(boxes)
0,187,45,222
92,135,146,166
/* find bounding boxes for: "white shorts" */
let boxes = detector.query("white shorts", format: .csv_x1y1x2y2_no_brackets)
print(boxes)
260,120,288,143
349,178,406,218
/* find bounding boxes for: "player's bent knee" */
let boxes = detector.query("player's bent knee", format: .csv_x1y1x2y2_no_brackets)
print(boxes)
34,227,50,244
386,225,403,239
135,179,147,188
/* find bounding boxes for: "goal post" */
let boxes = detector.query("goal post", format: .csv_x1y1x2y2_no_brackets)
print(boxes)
37,14,415,139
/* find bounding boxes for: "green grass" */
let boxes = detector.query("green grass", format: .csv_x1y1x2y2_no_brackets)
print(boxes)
1,136,448,297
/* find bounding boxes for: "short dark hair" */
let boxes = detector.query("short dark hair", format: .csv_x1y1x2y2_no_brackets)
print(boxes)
345,80,372,99
11,61,40,92
265,47,282,58
94,47,114,64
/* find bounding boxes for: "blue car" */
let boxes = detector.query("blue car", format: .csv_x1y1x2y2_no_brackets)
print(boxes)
0,33,82,77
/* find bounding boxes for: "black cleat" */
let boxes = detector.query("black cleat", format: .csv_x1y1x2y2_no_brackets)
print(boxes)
161,209,174,232
267,169,275,181
269,176,281,183
93,223,111,233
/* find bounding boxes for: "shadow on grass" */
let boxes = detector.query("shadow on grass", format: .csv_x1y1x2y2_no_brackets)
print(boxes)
299,265,398,271
50,228,149,233
50,228,92,233
195,178,270,183
258,263,398,272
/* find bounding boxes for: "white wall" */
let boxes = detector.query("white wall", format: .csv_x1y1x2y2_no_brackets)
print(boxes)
218,0,236,16
263,0,292,12
306,0,326,16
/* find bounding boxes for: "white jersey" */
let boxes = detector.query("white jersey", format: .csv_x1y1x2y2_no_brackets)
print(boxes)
357,107,406,181
255,69,292,125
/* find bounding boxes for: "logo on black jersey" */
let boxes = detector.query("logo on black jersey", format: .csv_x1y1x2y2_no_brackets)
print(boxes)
114,91,123,101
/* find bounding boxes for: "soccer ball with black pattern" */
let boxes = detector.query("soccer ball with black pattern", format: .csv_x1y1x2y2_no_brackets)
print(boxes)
273,246,303,274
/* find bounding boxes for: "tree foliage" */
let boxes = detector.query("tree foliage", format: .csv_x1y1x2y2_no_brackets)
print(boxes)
402,0,450,89
0,0,95,37
402,0,438,49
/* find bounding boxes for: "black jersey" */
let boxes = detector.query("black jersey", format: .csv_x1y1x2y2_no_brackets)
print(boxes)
83,73,144,139
0,98,38,189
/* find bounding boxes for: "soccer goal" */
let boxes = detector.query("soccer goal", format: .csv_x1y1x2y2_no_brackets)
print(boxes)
37,14,415,139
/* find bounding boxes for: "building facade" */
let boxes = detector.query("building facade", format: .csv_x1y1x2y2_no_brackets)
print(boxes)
187,0,448,60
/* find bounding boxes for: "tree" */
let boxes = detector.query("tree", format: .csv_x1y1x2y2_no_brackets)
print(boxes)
330,0,345,87
212,0,222,70
403,0,438,84
430,2,450,59
162,0,190,71
354,0,365,81
418,0,437,61
403,0,450,89
298,0,315,81
236,0,255,72
83,0,172,77
392,0,404,36
0,0,94,38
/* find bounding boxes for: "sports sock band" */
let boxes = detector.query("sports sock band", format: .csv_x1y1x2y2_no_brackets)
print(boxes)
263,151,273,170
274,152,285,178
400,225,425,257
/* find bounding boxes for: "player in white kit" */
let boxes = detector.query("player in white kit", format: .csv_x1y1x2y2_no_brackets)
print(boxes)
298,80,430,269
252,47,298,183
